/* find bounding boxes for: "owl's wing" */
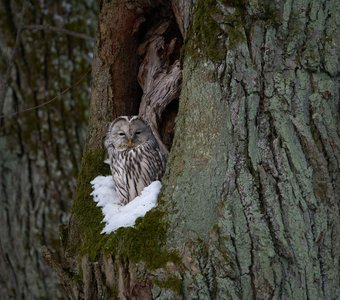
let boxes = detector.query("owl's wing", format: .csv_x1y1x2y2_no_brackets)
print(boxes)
154,147,167,180
142,141,167,181
106,144,115,158
109,149,130,205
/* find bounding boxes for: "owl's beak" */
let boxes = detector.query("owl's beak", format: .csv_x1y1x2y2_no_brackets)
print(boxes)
127,138,134,147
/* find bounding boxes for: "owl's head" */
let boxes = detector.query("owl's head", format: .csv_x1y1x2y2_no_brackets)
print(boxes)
105,116,155,151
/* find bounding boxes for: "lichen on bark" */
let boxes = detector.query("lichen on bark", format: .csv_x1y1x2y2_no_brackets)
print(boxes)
162,0,340,299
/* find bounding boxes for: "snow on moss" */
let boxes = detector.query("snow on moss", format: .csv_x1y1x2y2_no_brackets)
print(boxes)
91,175,161,233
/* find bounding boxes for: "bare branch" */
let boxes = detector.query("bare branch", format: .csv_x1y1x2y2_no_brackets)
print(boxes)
23,24,96,42
0,68,91,120
0,5,94,119
0,0,28,115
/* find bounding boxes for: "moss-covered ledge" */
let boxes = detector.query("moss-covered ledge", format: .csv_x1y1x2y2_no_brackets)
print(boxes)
65,145,181,296
103,208,181,270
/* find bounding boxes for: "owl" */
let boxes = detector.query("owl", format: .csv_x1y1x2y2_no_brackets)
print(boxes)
104,116,166,205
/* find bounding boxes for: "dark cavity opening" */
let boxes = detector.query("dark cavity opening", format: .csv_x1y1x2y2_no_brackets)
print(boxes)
134,2,182,152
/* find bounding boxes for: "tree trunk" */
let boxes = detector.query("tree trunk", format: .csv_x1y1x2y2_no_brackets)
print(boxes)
0,1,97,298
61,0,339,299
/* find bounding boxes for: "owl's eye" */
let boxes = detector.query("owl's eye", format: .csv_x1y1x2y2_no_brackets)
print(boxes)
135,130,142,135
118,132,125,136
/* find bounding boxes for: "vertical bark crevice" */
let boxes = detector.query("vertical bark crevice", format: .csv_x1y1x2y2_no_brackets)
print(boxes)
0,1,97,297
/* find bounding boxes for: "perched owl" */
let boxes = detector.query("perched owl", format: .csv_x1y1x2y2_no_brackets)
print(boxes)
104,116,166,205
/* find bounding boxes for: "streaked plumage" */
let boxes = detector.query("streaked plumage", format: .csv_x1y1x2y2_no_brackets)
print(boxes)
104,116,166,205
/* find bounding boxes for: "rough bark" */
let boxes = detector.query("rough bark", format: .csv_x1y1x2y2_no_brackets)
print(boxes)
163,0,340,299
61,0,339,299
0,0,97,298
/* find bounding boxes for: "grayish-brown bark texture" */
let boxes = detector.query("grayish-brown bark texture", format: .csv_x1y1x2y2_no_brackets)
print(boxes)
60,0,339,299
0,0,97,298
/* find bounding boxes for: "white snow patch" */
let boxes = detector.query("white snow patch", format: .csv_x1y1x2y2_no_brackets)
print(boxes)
91,176,161,234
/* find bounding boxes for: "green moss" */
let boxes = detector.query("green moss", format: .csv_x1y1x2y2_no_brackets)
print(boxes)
153,275,182,294
183,0,246,61
221,1,247,48
245,0,280,28
107,286,119,300
69,273,82,285
70,146,110,259
69,146,180,271
104,209,181,270
226,19,246,48
263,9,281,27
183,0,225,61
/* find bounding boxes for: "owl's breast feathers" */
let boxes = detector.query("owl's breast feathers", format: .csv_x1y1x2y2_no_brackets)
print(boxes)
109,141,166,204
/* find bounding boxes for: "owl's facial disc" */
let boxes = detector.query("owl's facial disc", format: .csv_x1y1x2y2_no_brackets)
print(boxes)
108,117,153,151
116,131,135,149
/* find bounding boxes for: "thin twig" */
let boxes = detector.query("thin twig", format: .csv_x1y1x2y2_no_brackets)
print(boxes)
23,24,95,42
0,0,28,113
0,68,91,120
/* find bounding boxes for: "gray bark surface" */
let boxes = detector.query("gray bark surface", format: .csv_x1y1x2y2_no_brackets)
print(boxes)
0,0,97,298
59,0,339,299
163,0,340,299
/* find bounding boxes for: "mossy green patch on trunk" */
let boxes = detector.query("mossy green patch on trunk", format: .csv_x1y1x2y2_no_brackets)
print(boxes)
183,0,226,61
70,146,110,259
69,146,180,270
182,0,246,61
153,275,182,294
104,209,181,270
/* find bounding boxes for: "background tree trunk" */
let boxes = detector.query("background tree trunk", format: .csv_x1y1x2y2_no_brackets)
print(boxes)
0,0,97,298
61,0,339,299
